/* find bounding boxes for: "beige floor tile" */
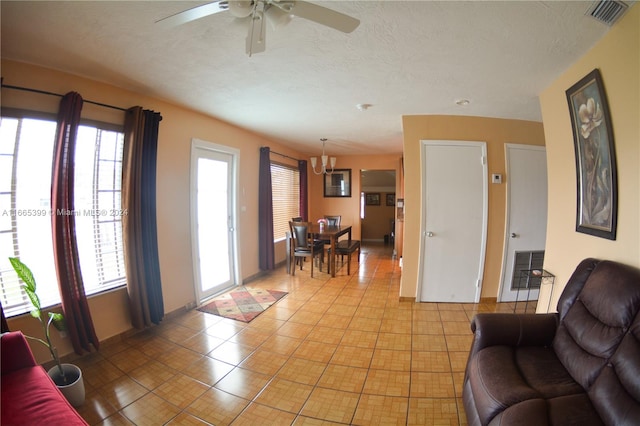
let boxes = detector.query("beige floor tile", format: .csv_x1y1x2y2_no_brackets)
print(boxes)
128,360,178,390
293,340,337,363
165,411,212,425
239,348,289,375
330,345,374,369
274,321,314,340
228,327,270,348
208,341,255,365
120,393,181,426
96,411,135,426
317,364,368,393
276,358,326,386
412,351,452,372
413,334,448,351
231,402,297,425
75,388,118,425
362,369,411,397
353,394,409,425
259,334,303,356
186,387,249,425
307,325,345,345
407,397,460,426
156,345,203,371
376,332,412,351
410,372,456,398
181,332,225,354
254,378,313,413
83,359,125,389
214,367,271,400
300,388,360,424
153,373,210,409
183,355,234,386
340,329,378,349
445,334,473,352
99,375,148,410
370,349,411,371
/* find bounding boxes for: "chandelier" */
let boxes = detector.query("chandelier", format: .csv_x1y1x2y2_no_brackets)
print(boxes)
310,138,336,175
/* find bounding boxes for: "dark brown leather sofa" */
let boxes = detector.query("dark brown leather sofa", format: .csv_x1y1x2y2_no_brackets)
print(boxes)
463,258,640,425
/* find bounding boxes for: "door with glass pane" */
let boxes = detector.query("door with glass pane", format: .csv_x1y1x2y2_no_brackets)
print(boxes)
190,140,238,303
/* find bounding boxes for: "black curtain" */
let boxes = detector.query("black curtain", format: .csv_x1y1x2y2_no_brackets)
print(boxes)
122,106,164,328
1,302,9,332
298,160,308,221
258,147,275,270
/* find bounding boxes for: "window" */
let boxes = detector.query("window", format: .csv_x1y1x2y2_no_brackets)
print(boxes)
0,115,126,317
270,162,300,242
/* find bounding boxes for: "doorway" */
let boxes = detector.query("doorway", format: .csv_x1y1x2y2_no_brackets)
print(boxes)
499,144,548,302
190,139,240,304
419,140,488,303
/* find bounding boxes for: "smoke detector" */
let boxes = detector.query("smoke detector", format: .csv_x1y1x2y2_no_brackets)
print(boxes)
585,0,629,26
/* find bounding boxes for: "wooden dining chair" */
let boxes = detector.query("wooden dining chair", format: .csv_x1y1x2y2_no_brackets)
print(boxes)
324,215,341,226
329,239,361,275
289,221,324,278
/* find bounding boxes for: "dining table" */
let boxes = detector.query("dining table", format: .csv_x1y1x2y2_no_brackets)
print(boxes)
310,223,352,278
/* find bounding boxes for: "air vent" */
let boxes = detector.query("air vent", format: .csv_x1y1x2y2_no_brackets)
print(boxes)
585,0,629,26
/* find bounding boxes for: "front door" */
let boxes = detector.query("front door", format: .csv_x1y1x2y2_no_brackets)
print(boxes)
499,144,548,302
190,139,239,304
419,141,488,303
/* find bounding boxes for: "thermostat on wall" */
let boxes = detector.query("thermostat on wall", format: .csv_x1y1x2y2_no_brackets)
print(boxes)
491,174,503,184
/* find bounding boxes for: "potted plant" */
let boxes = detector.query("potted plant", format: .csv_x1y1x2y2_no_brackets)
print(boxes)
8,257,85,407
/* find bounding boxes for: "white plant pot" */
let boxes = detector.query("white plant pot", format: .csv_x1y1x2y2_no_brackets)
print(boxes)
47,363,85,407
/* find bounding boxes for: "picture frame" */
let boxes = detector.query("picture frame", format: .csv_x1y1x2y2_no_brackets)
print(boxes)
386,193,395,206
324,169,352,197
566,69,617,240
365,193,380,206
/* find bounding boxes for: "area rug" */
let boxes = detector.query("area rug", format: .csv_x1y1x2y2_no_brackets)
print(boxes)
197,288,288,323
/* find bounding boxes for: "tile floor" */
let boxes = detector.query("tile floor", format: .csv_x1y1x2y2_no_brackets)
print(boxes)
73,243,525,425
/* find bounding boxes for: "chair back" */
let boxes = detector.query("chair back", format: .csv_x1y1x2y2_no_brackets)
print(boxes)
324,215,341,227
289,221,312,250
291,216,303,222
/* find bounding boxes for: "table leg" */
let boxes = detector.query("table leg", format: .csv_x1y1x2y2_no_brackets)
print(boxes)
330,236,337,278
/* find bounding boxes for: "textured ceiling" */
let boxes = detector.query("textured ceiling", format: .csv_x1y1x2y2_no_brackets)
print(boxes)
1,1,615,156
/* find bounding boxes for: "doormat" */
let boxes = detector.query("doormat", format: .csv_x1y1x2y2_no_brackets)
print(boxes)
197,288,288,323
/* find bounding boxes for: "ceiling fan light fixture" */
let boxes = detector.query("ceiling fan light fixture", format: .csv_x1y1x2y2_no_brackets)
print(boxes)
265,5,294,29
228,0,254,18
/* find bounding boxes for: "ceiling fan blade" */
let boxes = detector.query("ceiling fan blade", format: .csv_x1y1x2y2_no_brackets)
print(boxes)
288,1,359,33
246,5,267,56
156,1,228,28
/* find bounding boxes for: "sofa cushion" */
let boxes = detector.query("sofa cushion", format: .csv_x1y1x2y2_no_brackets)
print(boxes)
468,345,585,425
553,260,640,390
1,366,88,425
490,394,604,426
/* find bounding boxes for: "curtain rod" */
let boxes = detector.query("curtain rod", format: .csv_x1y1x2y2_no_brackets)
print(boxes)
1,83,128,112
269,149,302,163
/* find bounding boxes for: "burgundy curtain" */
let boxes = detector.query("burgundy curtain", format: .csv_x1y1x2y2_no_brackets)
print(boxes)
51,92,99,354
298,160,308,221
258,147,275,270
122,106,164,329
1,302,9,332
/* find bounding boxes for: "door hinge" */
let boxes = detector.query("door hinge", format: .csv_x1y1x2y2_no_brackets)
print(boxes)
476,279,481,288
481,156,487,165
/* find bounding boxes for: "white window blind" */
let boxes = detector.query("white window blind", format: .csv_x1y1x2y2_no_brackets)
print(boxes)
0,115,127,317
271,163,300,242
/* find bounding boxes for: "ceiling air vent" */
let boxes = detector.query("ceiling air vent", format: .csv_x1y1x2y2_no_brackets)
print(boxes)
585,0,629,26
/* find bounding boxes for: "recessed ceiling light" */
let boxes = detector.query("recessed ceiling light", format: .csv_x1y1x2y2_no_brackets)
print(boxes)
356,103,373,111
455,99,470,106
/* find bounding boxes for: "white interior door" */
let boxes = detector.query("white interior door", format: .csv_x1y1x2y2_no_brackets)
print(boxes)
500,144,548,302
190,139,239,304
419,141,488,303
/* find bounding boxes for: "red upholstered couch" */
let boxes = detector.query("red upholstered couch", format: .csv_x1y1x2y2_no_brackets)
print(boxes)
1,331,88,426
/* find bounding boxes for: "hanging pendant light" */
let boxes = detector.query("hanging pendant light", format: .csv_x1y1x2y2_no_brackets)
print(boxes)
310,138,336,175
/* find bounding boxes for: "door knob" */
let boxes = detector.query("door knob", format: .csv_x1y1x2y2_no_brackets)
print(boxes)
426,231,434,237
511,233,517,238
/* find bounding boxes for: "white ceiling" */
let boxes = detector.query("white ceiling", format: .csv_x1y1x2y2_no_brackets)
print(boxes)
1,1,616,156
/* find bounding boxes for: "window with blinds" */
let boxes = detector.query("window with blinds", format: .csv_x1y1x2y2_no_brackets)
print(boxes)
271,162,300,242
0,116,127,317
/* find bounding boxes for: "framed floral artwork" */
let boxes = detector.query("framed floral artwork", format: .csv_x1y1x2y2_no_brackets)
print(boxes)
566,69,617,240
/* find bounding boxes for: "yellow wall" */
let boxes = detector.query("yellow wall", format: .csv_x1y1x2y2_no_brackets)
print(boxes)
1,59,305,361
400,115,546,299
538,6,639,312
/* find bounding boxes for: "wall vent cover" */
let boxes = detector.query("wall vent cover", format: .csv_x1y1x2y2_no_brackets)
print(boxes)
585,0,629,26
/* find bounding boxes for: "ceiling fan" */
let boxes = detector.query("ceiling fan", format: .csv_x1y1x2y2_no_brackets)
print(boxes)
156,0,360,56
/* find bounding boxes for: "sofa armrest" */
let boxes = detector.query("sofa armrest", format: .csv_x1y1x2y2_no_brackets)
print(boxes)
469,312,558,355
1,331,38,375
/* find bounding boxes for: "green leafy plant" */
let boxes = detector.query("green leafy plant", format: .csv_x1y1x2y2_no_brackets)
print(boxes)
9,257,70,384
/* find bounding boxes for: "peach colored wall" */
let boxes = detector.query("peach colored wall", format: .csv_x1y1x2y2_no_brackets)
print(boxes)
307,154,403,251
538,7,639,312
400,116,546,300
2,59,304,362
